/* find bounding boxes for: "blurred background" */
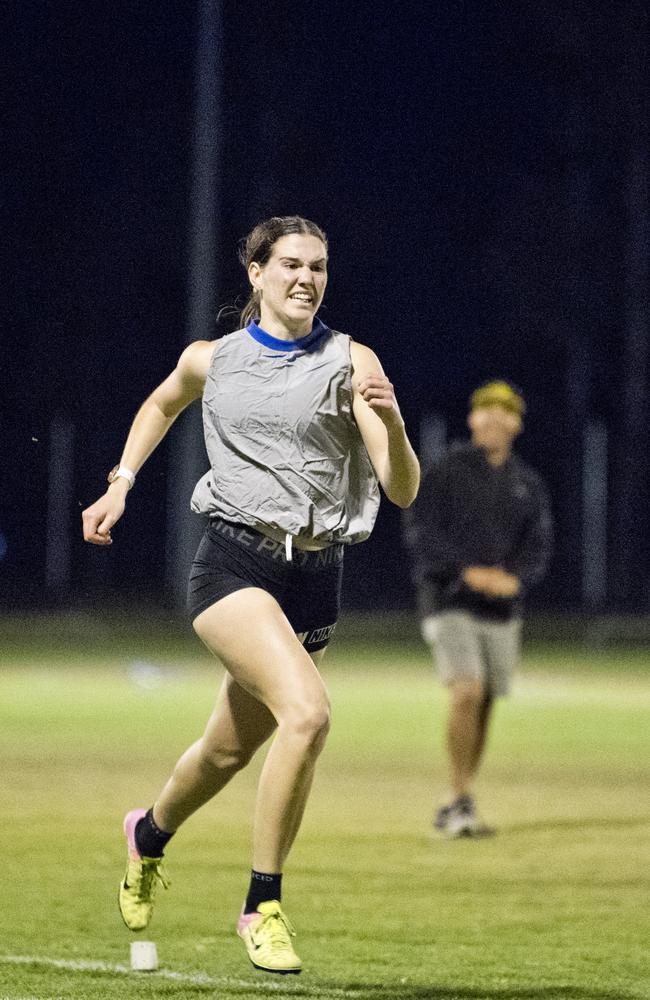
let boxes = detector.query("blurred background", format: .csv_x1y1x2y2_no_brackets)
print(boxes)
5,1,650,628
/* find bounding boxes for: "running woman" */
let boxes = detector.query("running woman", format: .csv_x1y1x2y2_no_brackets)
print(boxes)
82,216,420,974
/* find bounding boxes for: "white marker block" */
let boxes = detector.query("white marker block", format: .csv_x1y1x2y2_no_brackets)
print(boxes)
130,940,158,971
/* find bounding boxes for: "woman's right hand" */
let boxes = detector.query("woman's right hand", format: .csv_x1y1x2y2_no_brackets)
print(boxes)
82,482,129,545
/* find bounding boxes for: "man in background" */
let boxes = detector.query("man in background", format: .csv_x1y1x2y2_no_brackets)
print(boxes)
407,381,553,837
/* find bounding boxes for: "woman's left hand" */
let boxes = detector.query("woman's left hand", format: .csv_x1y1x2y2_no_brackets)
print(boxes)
356,374,404,430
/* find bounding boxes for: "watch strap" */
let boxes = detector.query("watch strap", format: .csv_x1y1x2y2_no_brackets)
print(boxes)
108,465,136,489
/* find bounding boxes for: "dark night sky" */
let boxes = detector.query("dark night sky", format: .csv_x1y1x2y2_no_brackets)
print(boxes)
5,2,649,612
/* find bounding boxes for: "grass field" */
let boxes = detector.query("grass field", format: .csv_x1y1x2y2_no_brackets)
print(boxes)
1,615,649,1000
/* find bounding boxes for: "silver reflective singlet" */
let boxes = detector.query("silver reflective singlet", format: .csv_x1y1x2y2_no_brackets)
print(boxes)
191,322,380,545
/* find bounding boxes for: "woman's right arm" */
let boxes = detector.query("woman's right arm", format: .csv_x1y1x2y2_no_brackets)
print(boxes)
82,339,215,545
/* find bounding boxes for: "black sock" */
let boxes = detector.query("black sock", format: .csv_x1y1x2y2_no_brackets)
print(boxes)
134,807,174,858
244,870,283,914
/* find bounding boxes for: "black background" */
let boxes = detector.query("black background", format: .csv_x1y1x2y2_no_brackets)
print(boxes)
6,2,649,613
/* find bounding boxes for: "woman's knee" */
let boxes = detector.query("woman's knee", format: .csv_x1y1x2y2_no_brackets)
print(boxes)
281,699,332,750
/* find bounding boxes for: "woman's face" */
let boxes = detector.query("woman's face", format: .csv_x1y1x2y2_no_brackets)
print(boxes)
249,233,328,336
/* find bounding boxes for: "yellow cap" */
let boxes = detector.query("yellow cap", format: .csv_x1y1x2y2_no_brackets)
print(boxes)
469,381,525,416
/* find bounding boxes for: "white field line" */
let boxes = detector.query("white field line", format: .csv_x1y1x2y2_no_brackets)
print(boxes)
0,996,64,1000
0,954,361,997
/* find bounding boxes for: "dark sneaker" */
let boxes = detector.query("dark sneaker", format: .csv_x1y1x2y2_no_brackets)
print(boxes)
433,802,456,833
434,795,493,839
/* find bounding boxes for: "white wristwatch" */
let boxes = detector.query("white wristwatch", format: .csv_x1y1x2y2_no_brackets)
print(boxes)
107,465,136,490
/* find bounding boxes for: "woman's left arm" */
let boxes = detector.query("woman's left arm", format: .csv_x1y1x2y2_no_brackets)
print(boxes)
350,341,420,508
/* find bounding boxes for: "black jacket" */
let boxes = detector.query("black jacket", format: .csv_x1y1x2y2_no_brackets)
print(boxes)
406,442,553,620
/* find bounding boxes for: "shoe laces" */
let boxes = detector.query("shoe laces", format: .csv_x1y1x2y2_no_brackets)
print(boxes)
135,857,170,900
258,907,296,947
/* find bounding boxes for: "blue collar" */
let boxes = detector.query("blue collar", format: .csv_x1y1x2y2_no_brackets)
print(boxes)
246,317,331,352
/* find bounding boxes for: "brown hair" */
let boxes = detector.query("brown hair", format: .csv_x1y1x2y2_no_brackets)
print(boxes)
238,216,328,327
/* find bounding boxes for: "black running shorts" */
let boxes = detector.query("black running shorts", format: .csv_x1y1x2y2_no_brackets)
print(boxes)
187,517,344,653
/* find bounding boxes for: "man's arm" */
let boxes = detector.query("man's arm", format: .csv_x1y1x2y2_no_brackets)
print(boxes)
405,459,469,584
505,480,554,591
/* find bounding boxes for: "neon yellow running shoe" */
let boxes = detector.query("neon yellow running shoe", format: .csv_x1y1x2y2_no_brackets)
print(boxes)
118,808,170,931
237,900,302,974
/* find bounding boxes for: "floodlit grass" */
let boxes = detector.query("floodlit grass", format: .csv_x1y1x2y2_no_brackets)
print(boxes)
1,623,649,1000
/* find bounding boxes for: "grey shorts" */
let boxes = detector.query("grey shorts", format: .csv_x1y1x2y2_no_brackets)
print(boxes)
420,610,522,696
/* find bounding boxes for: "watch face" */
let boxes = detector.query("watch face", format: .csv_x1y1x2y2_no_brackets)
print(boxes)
107,465,119,483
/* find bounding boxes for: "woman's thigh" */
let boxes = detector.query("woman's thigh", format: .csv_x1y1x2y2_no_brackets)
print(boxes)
193,587,330,720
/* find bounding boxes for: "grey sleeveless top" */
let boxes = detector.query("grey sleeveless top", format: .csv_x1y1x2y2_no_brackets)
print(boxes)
191,320,380,545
